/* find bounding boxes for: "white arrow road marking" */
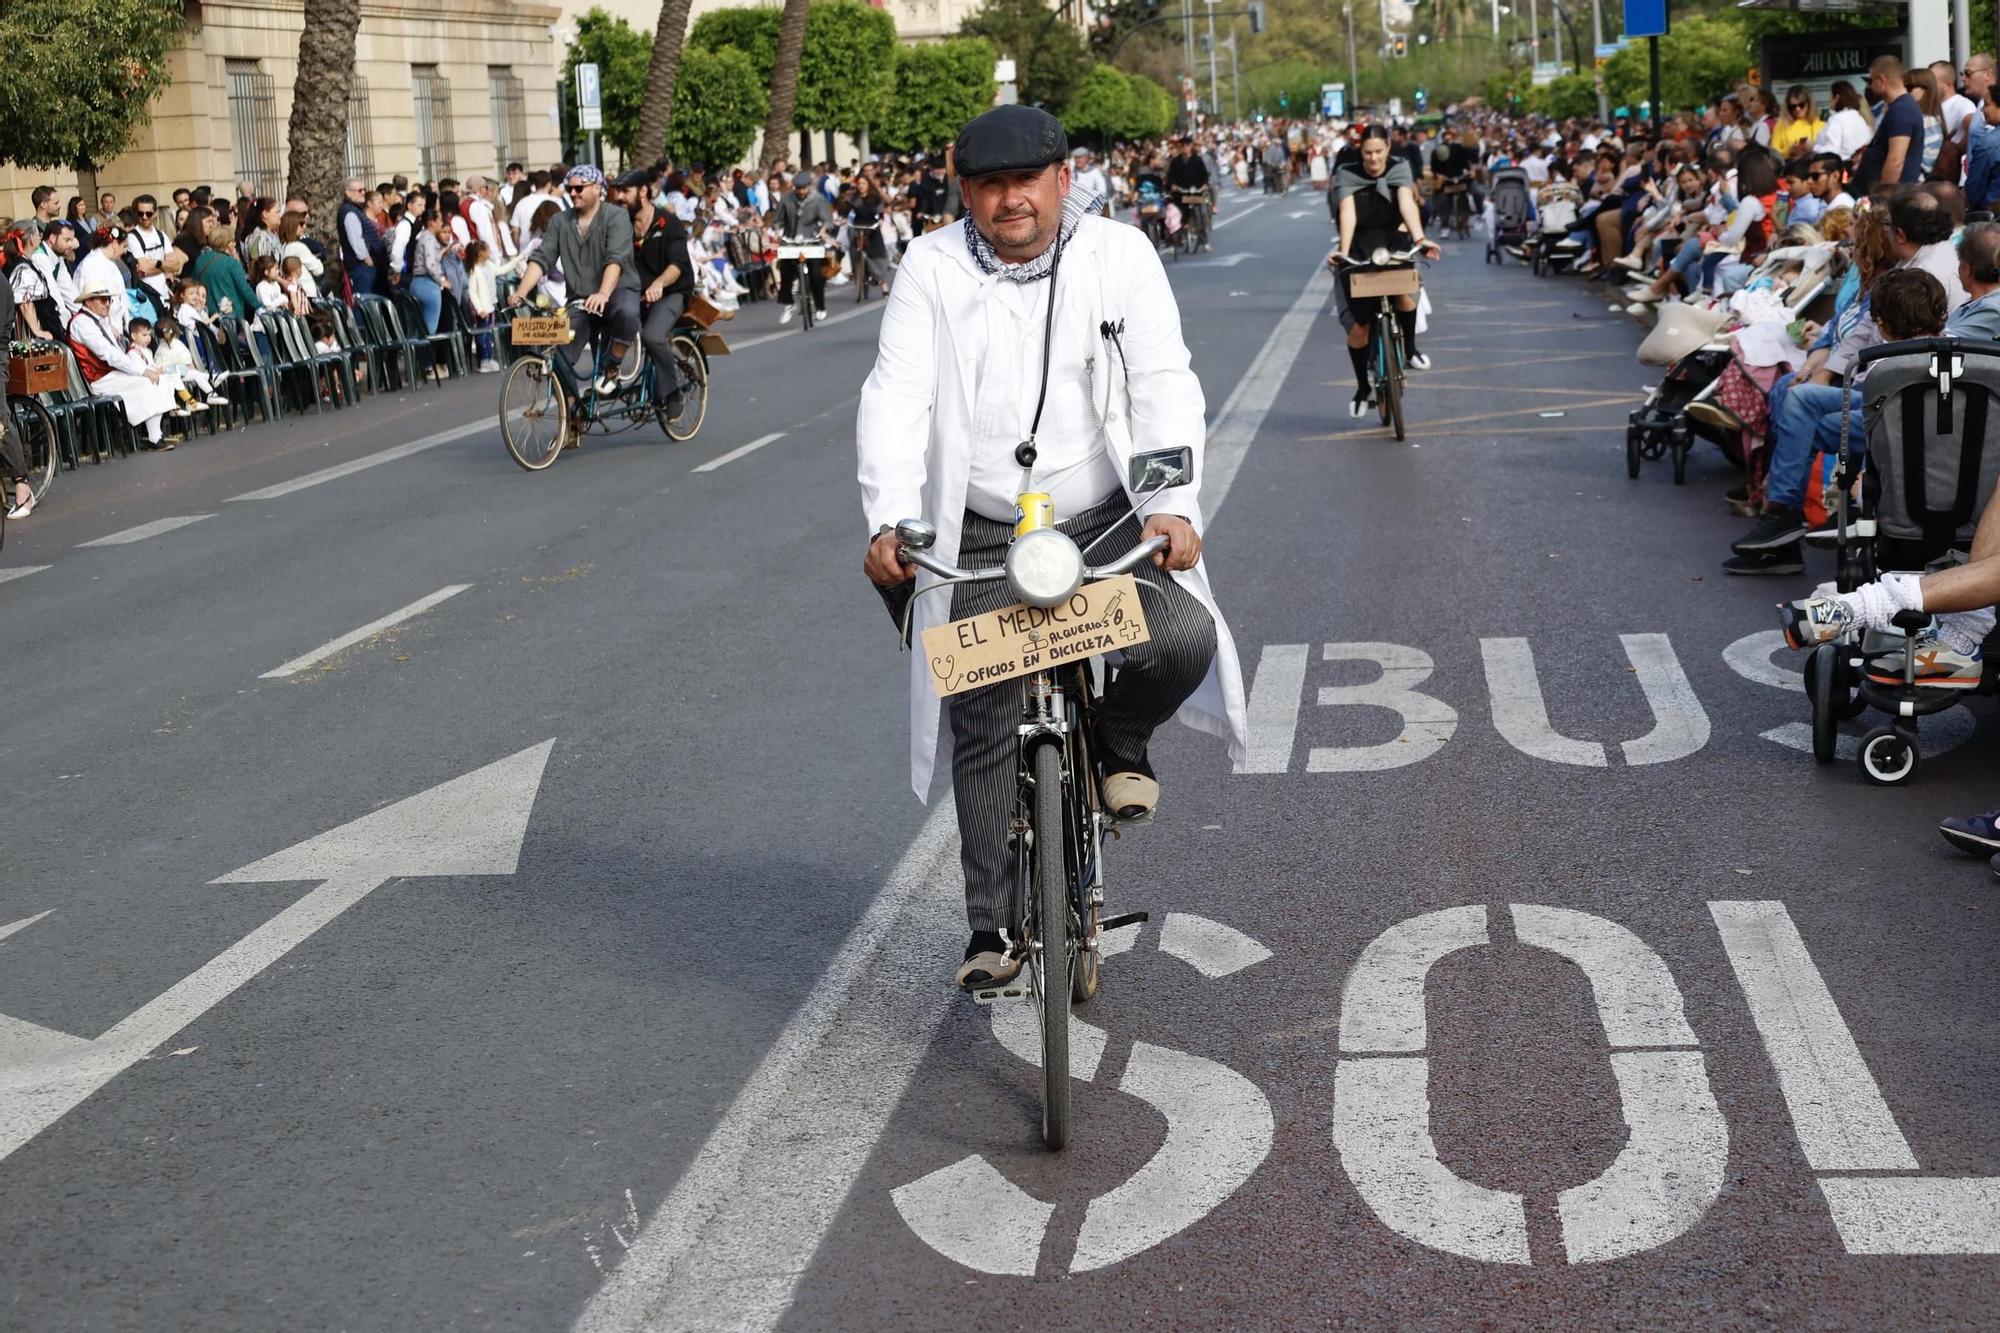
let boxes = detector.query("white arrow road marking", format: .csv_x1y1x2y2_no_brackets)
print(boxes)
1070,1041,1274,1271
1334,1057,1532,1264
261,584,472,678
573,259,1316,1333
0,909,54,944
0,565,50,585
988,1004,1108,1081
0,740,552,1165
891,1157,1054,1277
1160,912,1273,978
1339,905,1489,1053
76,514,213,547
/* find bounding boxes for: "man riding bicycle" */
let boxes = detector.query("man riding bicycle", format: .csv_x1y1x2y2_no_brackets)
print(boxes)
1330,123,1440,418
774,171,834,325
615,167,691,417
857,105,1247,990
509,165,642,399
1165,136,1213,252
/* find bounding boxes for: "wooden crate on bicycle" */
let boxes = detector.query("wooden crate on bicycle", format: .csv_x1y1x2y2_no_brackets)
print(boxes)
1348,267,1421,298
508,314,573,346
684,293,733,326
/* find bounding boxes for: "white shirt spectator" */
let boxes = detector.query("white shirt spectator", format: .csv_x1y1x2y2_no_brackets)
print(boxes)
283,238,322,297
73,248,127,336
1910,238,1971,309
467,194,513,259
1522,152,1551,184
30,243,77,324
128,225,171,299
1943,91,1978,142
1074,163,1110,200
1817,108,1875,159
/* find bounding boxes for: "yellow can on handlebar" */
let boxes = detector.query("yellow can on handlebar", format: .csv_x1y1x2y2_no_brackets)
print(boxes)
1014,492,1055,536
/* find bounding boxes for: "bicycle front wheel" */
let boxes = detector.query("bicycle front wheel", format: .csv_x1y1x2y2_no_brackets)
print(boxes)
500,357,569,470
8,394,60,505
1379,322,1406,442
1031,738,1072,1150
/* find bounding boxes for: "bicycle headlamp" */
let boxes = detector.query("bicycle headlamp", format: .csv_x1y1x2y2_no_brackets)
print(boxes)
1370,246,1392,266
1005,528,1085,608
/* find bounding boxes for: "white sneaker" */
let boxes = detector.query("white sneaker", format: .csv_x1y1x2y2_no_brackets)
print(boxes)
1347,393,1370,419
779,303,795,325
186,399,208,412
1407,352,1432,370
477,358,500,374
5,497,32,519
814,307,827,321
205,392,229,406
829,272,851,286
1611,253,1645,271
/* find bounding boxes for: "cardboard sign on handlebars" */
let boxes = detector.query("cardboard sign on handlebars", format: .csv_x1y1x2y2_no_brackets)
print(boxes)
921,574,1152,698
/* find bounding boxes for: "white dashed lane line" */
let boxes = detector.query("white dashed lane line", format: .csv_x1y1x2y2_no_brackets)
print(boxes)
76,514,215,547
0,565,50,585
260,584,474,679
691,432,786,474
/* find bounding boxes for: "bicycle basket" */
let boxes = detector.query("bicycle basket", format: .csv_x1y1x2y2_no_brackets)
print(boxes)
1348,267,1421,298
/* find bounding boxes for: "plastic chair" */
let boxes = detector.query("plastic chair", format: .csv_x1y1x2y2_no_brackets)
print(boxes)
355,295,424,390
212,318,282,424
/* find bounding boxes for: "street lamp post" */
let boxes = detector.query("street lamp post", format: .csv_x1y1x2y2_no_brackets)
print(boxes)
1590,0,1608,118
1206,0,1221,117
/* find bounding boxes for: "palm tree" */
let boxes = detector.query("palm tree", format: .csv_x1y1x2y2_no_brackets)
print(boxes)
636,0,695,164
761,0,810,176
285,0,361,237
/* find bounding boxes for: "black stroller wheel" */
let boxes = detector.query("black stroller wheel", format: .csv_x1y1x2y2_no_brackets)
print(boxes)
1808,643,1840,764
1625,426,1642,479
1858,724,1920,785
1671,439,1689,484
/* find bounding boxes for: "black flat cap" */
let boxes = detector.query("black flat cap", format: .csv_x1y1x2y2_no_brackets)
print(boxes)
953,105,1069,178
612,168,652,189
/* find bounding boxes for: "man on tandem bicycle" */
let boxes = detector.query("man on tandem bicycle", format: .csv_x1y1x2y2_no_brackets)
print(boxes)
508,165,643,401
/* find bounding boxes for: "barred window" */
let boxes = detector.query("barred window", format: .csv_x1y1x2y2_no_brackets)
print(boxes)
225,61,282,198
412,64,456,184
346,76,376,183
489,68,527,176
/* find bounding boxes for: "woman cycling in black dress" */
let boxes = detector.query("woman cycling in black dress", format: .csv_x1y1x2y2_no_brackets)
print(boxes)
1329,123,1440,418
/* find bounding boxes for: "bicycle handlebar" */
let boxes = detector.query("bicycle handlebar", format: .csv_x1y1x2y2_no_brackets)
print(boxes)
898,534,1171,585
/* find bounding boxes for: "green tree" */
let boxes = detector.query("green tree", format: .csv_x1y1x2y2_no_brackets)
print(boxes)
880,37,997,152
1531,72,1599,120
691,5,781,83
560,8,652,158
665,45,768,169
1130,72,1175,136
1602,12,1752,112
284,0,360,238
0,0,184,177
797,0,898,136
960,0,1094,111
1063,64,1140,144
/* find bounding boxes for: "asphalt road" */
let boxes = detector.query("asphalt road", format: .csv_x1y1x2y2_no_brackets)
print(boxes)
5,188,2000,1331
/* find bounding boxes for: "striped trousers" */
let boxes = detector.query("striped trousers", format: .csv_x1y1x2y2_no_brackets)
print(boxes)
943,496,1216,933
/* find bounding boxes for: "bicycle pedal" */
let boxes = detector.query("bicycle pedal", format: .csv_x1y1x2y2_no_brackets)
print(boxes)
1097,911,1149,934
970,978,1032,1006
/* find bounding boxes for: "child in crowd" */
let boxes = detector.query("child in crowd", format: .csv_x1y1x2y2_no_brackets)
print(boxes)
251,255,286,314
123,316,196,425
462,239,501,373
278,254,312,316
153,314,228,409
308,311,340,355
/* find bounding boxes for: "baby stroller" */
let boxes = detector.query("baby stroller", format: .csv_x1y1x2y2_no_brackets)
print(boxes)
1626,244,1842,483
1528,182,1582,275
1485,169,1532,264
1803,338,2000,784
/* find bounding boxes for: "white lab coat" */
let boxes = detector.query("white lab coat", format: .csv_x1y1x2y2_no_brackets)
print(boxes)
857,213,1249,799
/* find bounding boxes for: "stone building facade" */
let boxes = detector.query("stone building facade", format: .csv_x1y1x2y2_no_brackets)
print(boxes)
0,0,562,219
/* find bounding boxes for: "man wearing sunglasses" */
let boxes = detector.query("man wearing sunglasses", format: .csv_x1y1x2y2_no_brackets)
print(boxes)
127,194,172,301
510,164,644,398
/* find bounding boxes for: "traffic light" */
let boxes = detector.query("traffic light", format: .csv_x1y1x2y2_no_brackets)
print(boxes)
1279,91,1289,108
1248,0,1266,33
1392,34,1407,57
1415,87,1428,110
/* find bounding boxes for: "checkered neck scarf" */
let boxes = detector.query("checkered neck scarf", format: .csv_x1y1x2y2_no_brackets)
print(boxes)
963,190,1100,282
